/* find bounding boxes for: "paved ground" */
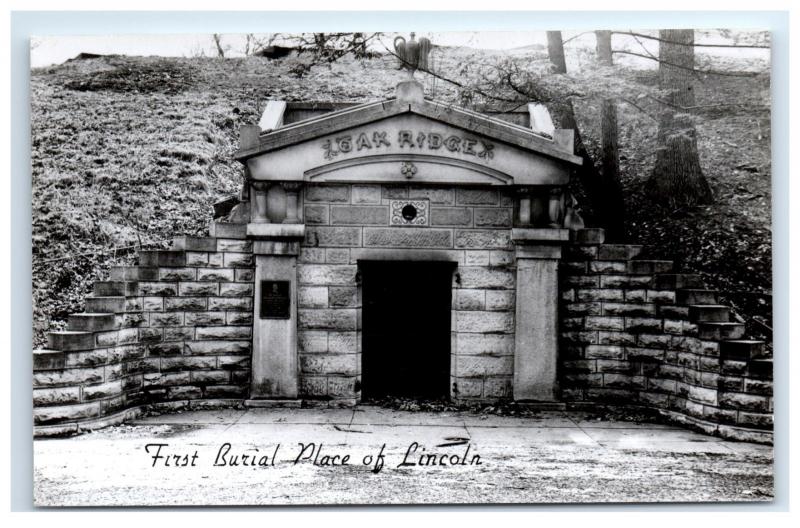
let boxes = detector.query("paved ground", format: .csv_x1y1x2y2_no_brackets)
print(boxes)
33,407,773,506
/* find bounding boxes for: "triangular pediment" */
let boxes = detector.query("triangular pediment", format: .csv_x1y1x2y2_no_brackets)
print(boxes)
235,91,581,187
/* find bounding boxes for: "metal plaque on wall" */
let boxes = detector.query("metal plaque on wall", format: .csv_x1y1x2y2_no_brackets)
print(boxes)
260,280,291,319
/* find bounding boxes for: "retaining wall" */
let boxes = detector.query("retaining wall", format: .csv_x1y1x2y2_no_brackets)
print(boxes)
558,228,773,443
34,227,254,436
33,219,773,443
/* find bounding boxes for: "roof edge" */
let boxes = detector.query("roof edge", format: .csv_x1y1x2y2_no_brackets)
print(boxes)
234,96,582,166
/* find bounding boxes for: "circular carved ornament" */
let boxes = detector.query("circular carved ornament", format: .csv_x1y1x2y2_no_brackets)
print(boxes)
400,161,418,179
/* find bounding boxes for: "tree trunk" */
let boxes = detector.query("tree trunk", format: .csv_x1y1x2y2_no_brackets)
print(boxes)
543,32,626,237
546,31,567,73
212,34,225,58
647,29,713,208
595,31,613,66
600,99,625,240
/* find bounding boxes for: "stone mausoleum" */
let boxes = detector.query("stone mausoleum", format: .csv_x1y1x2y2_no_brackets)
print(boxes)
33,75,773,443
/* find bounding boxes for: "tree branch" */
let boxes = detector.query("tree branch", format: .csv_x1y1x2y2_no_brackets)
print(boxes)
614,31,770,49
644,91,769,112
561,31,593,46
611,50,764,77
380,44,524,105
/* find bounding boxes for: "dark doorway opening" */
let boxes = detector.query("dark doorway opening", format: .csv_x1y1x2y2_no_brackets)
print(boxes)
360,261,454,400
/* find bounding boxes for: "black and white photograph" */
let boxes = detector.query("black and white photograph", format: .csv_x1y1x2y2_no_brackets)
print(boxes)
27,24,777,507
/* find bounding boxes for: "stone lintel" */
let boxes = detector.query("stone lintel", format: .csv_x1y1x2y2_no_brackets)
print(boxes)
253,240,301,256
351,248,462,264
511,228,570,244
248,223,305,255
247,223,306,239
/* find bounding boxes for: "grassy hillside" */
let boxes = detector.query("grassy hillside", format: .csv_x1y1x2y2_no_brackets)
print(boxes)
31,48,771,346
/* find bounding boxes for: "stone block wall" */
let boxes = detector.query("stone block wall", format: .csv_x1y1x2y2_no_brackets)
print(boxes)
558,229,773,443
297,183,517,403
32,193,774,445
33,229,255,435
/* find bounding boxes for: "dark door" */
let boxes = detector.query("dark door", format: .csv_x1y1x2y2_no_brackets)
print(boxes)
361,261,453,400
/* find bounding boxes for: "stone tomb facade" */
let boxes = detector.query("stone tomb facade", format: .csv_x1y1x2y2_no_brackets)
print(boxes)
34,79,773,443
237,80,582,405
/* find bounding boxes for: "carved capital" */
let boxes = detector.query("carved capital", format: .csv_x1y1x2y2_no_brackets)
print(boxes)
252,181,270,192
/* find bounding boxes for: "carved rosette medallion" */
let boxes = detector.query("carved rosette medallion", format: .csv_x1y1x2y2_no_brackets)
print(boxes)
400,161,418,179
390,199,429,226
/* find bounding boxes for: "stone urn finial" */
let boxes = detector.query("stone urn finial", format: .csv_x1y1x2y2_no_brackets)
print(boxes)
394,32,432,78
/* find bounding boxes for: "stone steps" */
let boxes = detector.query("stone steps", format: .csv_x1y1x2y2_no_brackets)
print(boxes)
171,236,217,252
47,331,94,351
85,296,127,314
656,304,689,320
697,321,746,341
676,288,718,305
93,280,139,297
569,233,770,393
109,266,157,281
748,358,773,379
720,340,768,361
45,242,203,356
68,313,118,332
138,250,186,268
33,349,65,370
688,304,731,323
627,259,674,275
597,244,643,261
653,273,705,290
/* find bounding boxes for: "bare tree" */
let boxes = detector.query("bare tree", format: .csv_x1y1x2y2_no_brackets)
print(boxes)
212,34,227,58
266,32,380,78
647,29,713,208
541,33,616,233
595,31,613,66
546,31,567,73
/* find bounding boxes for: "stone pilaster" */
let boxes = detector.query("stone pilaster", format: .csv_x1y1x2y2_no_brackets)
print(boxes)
247,223,305,404
511,227,569,401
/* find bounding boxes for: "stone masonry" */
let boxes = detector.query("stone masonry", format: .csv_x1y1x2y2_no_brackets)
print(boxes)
32,88,772,444
34,228,255,436
34,219,773,443
296,183,516,403
558,228,773,443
